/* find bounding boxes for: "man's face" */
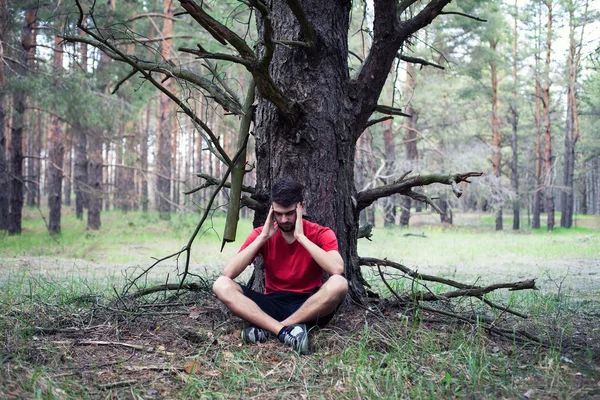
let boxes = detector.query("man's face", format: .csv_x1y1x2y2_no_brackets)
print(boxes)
272,202,299,232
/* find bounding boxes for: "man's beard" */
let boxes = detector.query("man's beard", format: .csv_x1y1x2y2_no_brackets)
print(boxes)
278,223,294,232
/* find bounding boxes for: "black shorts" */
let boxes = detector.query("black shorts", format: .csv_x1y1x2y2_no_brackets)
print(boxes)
239,284,336,328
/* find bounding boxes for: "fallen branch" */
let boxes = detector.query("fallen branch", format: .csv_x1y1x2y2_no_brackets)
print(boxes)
51,340,176,356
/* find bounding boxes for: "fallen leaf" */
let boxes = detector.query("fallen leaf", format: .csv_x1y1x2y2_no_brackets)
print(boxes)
203,369,221,377
184,362,201,374
158,345,166,351
523,389,536,399
334,380,345,392
270,357,280,362
223,351,234,359
188,306,201,319
561,365,570,371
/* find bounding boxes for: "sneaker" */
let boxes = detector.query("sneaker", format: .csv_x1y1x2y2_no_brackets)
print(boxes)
278,324,310,355
241,326,268,344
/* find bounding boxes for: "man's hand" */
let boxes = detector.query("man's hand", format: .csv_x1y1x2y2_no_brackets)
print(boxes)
294,202,305,240
259,206,279,240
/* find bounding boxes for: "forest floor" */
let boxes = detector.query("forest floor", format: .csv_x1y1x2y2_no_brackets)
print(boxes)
1,211,600,399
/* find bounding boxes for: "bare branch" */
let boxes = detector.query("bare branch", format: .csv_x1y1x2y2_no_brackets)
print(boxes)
179,0,256,58
285,0,317,47
356,172,483,211
439,11,487,22
127,13,185,22
186,173,256,195
179,45,253,67
398,54,445,70
375,104,410,117
364,116,394,129
63,35,244,115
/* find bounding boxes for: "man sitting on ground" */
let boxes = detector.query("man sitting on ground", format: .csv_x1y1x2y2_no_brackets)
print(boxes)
212,179,348,354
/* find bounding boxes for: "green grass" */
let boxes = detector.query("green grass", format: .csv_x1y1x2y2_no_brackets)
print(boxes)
1,209,599,398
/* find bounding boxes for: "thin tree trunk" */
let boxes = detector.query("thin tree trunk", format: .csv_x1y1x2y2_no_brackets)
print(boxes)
47,33,66,234
63,128,72,206
490,39,503,231
511,0,520,230
9,7,36,235
0,0,9,229
156,0,174,220
543,0,554,231
561,0,587,228
532,7,543,230
400,62,419,228
355,128,376,227
382,118,396,227
141,105,149,212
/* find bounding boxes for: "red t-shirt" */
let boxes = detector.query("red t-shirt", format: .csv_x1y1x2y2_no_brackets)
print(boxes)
239,219,339,294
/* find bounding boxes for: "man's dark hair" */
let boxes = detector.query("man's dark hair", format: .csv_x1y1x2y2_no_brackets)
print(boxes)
271,179,304,207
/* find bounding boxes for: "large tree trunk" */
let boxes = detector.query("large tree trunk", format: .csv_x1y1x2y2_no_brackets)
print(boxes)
9,7,36,235
0,0,9,230
156,0,174,220
48,35,65,234
252,0,369,298
74,22,89,219
400,62,419,228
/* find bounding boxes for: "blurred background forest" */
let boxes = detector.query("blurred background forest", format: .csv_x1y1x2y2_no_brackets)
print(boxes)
1,0,599,236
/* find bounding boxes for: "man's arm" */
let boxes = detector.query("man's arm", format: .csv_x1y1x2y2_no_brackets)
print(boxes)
223,207,279,279
294,203,345,276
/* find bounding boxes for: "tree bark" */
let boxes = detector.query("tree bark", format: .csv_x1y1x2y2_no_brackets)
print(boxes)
355,129,376,227
490,39,502,231
561,0,586,228
156,0,174,220
0,0,9,230
382,118,396,227
47,35,66,234
400,62,419,228
141,105,150,212
532,7,543,230
9,7,36,235
74,21,89,219
542,0,554,231
511,0,520,230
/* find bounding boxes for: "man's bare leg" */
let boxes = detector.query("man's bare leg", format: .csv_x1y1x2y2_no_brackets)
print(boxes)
280,275,348,327
212,276,284,335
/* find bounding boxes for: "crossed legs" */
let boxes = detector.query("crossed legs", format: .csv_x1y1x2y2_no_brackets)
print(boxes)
212,275,348,336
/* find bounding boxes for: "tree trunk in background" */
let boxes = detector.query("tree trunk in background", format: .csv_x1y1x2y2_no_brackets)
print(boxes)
382,118,396,227
561,1,587,228
122,121,136,212
355,128,376,227
74,22,89,219
532,8,543,230
490,39,503,231
0,0,9,229
511,0,520,230
543,0,554,231
400,62,419,228
439,194,453,224
47,34,66,234
26,106,38,207
156,0,174,220
9,7,36,235
141,105,150,212
63,129,72,206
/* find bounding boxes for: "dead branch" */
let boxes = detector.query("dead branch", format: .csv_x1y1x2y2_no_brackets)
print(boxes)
365,116,394,129
186,174,255,196
398,54,445,70
356,172,483,212
362,257,535,320
439,11,487,22
375,104,410,117
51,340,176,356
129,282,207,298
285,0,317,47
